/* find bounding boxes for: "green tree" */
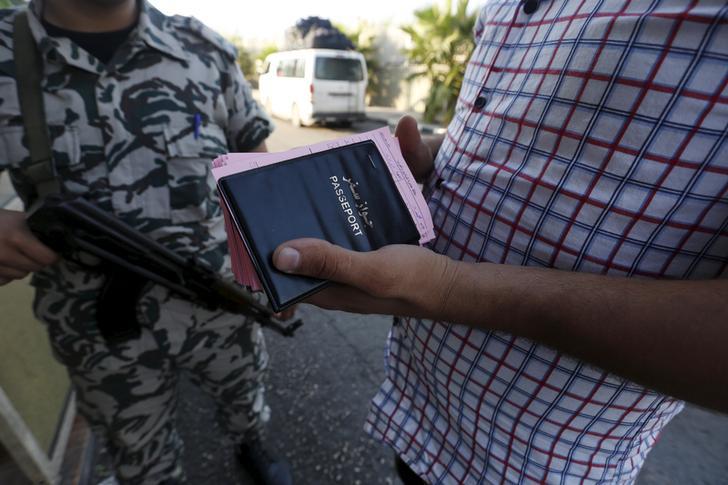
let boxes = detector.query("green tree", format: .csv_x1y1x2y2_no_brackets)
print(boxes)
0,0,26,7
257,44,278,63
226,35,255,78
401,0,476,124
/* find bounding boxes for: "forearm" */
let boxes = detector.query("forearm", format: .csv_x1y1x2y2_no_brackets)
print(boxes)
438,261,728,410
272,238,728,410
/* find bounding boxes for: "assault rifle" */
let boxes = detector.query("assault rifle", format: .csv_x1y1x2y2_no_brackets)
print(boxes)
26,194,303,342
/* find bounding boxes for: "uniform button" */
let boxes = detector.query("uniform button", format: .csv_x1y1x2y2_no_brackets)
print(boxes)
473,96,487,110
523,0,540,14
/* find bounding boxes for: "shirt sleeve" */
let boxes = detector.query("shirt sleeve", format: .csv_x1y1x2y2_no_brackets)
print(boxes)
222,61,274,152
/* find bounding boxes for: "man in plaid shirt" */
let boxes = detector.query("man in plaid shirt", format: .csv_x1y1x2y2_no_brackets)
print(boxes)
273,0,728,482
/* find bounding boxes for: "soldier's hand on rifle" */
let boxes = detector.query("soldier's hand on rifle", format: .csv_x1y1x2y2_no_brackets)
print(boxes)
0,208,58,286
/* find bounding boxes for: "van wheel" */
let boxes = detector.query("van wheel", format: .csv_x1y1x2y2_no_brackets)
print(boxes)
291,104,301,127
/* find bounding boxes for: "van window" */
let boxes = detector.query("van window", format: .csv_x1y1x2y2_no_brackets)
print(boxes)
282,59,296,77
293,59,305,78
314,57,363,81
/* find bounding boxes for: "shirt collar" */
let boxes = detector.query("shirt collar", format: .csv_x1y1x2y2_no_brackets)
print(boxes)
25,0,187,75
135,1,188,64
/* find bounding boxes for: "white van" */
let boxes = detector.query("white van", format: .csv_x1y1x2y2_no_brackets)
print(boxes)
258,49,367,127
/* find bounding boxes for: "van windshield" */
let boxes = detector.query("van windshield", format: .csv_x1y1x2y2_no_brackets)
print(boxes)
314,57,364,81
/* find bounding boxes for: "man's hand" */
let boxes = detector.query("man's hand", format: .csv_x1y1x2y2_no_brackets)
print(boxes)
0,208,58,286
272,238,460,320
273,236,728,412
395,116,441,183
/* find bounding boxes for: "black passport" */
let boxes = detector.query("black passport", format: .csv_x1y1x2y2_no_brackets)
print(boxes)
218,140,421,311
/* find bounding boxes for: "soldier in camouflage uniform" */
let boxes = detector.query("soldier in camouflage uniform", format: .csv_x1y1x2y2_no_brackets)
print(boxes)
0,1,293,484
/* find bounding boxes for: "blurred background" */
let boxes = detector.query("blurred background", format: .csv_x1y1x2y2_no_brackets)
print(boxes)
155,0,480,125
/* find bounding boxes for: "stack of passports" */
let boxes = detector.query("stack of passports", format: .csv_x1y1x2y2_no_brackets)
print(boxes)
214,129,434,312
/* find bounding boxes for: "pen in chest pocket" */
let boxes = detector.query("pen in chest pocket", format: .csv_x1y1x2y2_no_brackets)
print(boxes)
193,113,201,139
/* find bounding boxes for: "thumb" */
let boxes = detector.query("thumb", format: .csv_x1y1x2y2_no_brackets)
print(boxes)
273,238,365,287
395,115,433,181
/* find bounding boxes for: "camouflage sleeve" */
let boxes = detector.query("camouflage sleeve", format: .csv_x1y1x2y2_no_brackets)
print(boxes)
223,61,274,152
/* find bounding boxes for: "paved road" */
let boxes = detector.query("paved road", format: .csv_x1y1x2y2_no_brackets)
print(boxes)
93,117,728,484
264,117,387,152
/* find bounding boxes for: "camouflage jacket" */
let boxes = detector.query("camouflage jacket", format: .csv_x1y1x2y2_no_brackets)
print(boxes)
0,1,272,296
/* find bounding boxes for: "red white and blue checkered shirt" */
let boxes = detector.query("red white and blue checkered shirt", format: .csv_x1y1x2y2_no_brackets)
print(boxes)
365,0,728,483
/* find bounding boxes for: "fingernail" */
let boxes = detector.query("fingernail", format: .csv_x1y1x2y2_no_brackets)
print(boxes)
276,247,300,272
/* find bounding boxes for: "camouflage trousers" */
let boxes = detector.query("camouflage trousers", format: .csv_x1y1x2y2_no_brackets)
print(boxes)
33,283,269,485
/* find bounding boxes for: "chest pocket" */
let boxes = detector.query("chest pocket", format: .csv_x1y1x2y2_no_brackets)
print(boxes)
0,125,82,205
165,123,228,224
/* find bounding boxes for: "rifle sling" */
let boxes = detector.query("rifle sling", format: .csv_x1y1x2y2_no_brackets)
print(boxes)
13,10,60,199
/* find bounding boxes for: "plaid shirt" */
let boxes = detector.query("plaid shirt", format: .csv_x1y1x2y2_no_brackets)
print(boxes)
365,0,728,483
